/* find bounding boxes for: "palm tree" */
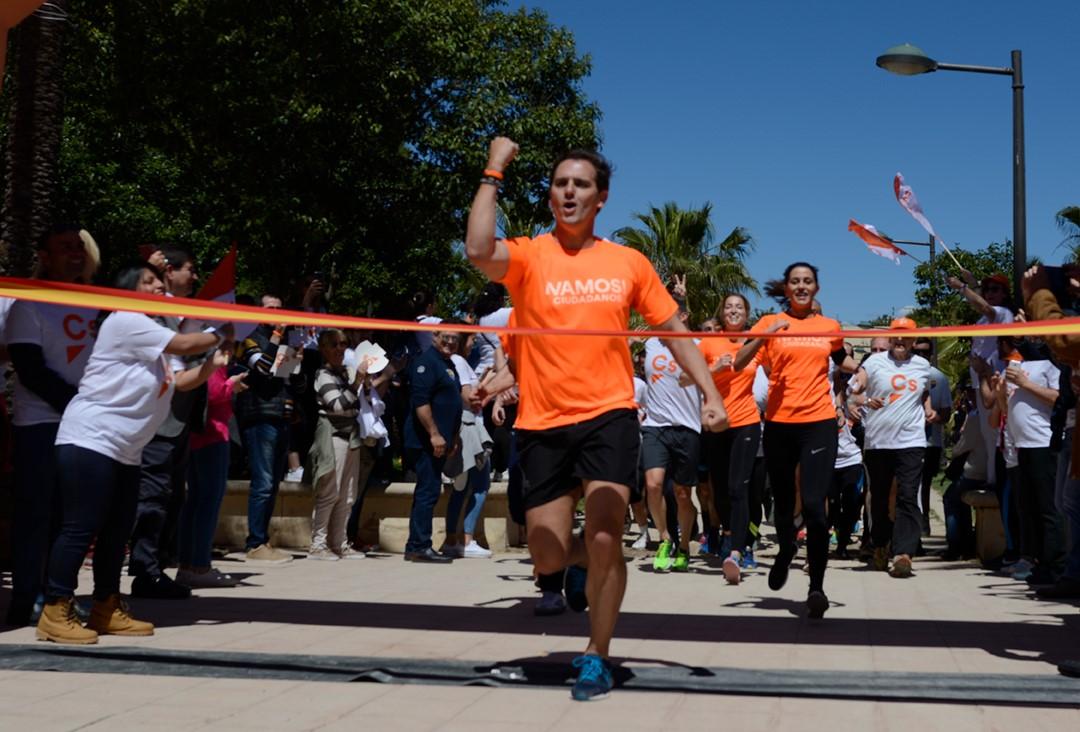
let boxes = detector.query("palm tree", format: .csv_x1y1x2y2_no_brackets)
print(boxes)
1058,206,1080,261
614,202,757,321
0,0,69,276
497,199,551,240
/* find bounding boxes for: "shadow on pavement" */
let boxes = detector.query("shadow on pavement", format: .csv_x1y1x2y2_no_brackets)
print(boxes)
100,591,1080,667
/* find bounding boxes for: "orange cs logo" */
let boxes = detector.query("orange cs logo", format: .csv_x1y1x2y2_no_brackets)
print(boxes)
889,373,918,403
651,354,679,383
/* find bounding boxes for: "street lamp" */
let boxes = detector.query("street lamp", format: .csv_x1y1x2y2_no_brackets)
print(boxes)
876,44,1026,296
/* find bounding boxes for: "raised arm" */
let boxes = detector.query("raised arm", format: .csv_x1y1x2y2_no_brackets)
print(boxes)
734,318,789,371
947,274,996,319
465,137,519,281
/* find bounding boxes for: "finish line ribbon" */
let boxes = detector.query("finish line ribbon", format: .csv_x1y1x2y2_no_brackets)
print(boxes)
2,276,1079,341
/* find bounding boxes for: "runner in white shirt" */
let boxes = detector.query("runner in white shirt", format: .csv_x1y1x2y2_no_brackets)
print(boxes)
852,318,935,578
830,346,864,560
640,302,702,573
37,263,227,645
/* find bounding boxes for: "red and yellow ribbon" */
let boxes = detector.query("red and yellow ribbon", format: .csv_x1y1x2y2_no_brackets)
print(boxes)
1,276,1078,340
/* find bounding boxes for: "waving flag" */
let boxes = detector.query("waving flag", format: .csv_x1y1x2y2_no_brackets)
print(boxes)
893,173,939,240
848,219,908,265
894,172,964,269
196,243,237,302
195,243,255,339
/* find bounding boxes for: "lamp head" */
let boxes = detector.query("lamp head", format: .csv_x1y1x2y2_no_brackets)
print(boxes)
876,43,937,76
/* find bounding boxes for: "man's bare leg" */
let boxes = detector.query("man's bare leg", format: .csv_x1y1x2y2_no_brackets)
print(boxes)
581,480,630,658
525,492,581,575
643,468,669,542
674,484,695,552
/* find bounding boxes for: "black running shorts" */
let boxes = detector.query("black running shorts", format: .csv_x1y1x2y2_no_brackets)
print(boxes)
640,425,701,487
516,408,640,511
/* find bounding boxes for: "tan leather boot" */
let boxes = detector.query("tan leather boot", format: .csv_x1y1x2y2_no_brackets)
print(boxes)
87,594,154,636
35,598,98,645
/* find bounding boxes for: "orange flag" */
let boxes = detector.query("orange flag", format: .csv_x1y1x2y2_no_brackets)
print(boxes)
0,1,46,92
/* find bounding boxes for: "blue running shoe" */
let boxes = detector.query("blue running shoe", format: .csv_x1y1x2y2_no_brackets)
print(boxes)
571,654,613,701
564,565,588,612
740,546,758,570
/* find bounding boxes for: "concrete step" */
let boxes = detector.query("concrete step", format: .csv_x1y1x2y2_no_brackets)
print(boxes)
215,479,522,554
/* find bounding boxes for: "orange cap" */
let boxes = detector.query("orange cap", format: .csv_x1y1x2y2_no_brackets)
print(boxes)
889,316,917,330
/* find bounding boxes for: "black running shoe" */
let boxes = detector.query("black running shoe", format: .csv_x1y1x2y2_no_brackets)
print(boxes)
768,553,792,591
564,565,588,612
807,590,829,619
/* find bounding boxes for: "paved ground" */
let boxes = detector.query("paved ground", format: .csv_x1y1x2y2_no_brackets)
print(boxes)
1,493,1079,730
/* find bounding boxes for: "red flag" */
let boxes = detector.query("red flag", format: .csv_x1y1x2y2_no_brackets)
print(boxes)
196,244,237,302
848,219,909,265
195,244,256,339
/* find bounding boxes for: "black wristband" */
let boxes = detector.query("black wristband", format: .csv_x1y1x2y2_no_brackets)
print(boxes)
480,176,502,189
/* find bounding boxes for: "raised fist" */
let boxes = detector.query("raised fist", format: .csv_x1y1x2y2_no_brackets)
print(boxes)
487,137,520,172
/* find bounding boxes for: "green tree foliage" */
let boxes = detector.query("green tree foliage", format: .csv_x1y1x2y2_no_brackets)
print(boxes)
907,240,1015,388
10,0,600,315
614,202,757,323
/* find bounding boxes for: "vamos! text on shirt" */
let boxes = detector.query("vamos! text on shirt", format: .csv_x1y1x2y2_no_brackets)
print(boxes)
544,278,630,305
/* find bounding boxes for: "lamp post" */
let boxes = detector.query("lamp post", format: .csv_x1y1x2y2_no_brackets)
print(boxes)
875,44,1026,296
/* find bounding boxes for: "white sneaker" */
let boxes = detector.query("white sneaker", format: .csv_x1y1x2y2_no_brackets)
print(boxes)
337,546,367,560
308,547,340,561
177,567,239,588
463,541,492,558
284,467,304,483
631,531,648,550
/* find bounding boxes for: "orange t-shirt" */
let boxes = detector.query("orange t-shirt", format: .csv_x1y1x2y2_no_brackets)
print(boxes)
498,233,678,431
751,313,843,424
698,336,760,428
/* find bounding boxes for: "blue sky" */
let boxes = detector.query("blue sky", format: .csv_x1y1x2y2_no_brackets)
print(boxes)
524,0,1080,324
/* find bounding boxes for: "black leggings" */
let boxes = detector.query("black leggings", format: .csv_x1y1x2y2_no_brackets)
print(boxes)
763,419,838,593
705,422,761,552
829,463,864,549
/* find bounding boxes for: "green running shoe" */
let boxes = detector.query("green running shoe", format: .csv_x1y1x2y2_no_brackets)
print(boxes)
653,539,674,572
672,548,690,572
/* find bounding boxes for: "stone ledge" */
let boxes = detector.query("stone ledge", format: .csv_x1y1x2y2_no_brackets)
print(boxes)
961,489,1005,562
215,479,523,554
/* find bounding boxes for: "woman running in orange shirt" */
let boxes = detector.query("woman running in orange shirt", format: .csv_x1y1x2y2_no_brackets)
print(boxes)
735,263,858,618
687,294,760,585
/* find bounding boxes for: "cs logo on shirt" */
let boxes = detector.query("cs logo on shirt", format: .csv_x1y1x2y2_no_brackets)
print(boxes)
650,354,680,383
63,312,96,364
889,373,919,404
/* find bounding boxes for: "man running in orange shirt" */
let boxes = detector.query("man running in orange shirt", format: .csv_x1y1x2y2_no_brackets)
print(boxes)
465,137,727,701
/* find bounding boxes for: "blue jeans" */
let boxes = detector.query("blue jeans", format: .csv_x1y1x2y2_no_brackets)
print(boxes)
405,449,446,553
1056,432,1080,579
46,445,140,600
242,421,289,550
180,441,230,568
445,458,491,538
9,423,61,620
